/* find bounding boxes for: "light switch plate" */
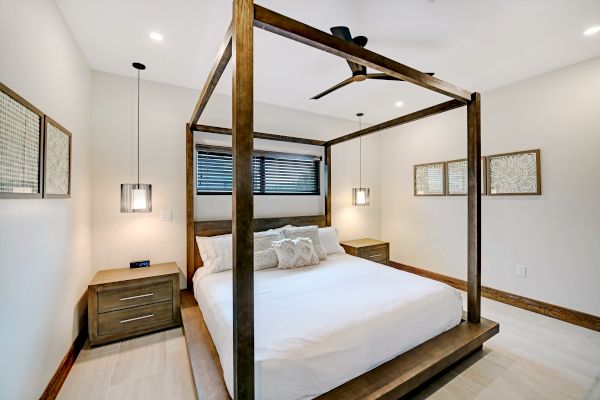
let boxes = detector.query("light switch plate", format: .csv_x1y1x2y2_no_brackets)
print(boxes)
516,265,527,278
160,210,172,221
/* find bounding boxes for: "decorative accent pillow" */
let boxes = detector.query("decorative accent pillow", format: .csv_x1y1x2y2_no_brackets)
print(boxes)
254,250,279,270
254,231,283,270
318,227,346,255
272,238,319,269
280,225,327,260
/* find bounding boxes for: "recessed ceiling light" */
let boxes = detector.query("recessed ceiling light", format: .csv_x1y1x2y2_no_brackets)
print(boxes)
395,101,404,107
149,32,163,41
583,26,600,36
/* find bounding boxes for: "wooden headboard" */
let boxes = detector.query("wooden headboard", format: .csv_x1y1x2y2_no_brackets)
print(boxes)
191,215,327,277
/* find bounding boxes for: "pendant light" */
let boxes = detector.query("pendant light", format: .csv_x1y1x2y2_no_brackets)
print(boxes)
352,112,370,206
121,62,152,213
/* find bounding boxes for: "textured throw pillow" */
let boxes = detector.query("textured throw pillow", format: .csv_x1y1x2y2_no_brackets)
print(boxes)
318,227,346,255
281,225,327,260
254,231,283,270
272,238,319,269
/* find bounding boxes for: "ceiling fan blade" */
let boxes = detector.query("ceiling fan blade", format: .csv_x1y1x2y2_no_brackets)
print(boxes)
330,26,352,41
366,72,435,81
310,77,354,100
330,26,362,73
352,35,368,47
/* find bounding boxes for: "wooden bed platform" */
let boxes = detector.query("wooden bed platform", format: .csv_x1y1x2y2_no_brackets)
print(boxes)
181,290,499,400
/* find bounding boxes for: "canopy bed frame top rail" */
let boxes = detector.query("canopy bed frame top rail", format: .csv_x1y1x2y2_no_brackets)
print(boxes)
185,1,492,399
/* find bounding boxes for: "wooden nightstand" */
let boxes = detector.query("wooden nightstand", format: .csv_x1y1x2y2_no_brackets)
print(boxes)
88,262,181,346
340,238,389,265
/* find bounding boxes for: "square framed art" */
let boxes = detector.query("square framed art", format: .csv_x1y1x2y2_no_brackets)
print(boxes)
487,149,541,195
414,162,445,196
446,157,487,195
43,116,72,198
0,82,44,198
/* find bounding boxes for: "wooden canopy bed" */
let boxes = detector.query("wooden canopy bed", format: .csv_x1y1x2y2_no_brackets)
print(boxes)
182,1,499,399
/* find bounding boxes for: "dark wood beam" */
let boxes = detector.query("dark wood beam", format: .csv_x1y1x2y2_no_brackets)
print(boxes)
193,124,326,146
324,145,332,227
232,0,255,398
189,22,233,126
325,100,464,147
253,5,471,103
185,124,195,290
467,92,481,323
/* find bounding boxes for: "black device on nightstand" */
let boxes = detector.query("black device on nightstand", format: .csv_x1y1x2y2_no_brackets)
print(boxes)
130,260,150,268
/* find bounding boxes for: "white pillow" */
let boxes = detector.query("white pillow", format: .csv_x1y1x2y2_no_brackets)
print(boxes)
254,231,283,270
319,227,346,255
280,225,327,260
196,234,232,274
272,238,319,269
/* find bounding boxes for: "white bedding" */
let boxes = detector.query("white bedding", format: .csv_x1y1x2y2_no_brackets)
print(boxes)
193,253,463,400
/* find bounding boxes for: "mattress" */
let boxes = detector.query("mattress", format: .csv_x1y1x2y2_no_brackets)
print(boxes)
193,253,463,400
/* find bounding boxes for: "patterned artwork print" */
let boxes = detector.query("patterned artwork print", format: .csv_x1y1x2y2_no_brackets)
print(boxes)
489,151,538,194
447,160,467,195
447,158,486,195
414,163,444,195
45,122,70,195
0,90,40,193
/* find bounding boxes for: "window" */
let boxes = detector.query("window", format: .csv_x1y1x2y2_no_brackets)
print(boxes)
196,145,321,195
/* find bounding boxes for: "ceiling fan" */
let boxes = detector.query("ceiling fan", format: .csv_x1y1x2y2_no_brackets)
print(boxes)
310,26,435,100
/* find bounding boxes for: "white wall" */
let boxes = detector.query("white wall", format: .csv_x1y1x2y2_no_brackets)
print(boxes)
0,0,92,398
91,71,381,282
380,57,600,316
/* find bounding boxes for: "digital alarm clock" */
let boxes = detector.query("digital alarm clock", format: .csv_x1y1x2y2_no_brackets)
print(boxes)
130,260,151,268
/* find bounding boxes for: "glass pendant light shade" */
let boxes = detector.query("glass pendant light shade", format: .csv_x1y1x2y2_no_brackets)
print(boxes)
352,112,371,207
121,183,152,212
352,187,370,206
121,62,152,213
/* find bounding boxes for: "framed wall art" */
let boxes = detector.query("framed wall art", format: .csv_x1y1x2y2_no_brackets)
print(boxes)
487,149,541,195
0,82,44,198
43,116,72,198
446,157,487,196
414,162,445,196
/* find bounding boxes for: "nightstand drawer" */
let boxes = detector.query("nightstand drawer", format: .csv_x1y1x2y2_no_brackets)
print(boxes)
97,280,173,313
98,301,173,336
359,245,388,260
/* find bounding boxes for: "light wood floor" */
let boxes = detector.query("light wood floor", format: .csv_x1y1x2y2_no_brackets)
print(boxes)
59,294,600,400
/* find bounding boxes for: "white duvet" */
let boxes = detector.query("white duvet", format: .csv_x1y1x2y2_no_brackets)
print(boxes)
193,254,463,400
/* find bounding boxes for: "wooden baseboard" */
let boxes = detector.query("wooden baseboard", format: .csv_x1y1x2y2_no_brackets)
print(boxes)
39,324,88,400
390,261,600,332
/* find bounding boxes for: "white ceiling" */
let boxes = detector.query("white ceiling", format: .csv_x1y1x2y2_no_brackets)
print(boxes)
56,0,600,124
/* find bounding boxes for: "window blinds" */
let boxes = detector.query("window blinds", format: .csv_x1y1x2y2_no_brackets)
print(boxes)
196,145,320,195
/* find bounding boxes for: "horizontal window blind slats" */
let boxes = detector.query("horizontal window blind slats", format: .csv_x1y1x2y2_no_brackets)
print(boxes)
197,144,320,195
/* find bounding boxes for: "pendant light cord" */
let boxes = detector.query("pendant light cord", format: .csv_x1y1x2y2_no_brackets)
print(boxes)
358,114,363,188
137,68,140,185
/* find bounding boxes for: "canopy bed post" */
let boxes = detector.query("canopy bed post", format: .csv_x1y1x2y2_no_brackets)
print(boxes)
186,123,195,290
467,92,482,323
232,0,255,398
325,145,332,227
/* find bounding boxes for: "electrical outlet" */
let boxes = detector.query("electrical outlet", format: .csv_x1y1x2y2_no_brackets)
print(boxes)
160,210,172,221
516,265,527,278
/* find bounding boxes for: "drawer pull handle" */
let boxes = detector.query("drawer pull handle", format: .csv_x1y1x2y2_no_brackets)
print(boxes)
121,314,154,324
369,254,384,258
120,293,154,301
